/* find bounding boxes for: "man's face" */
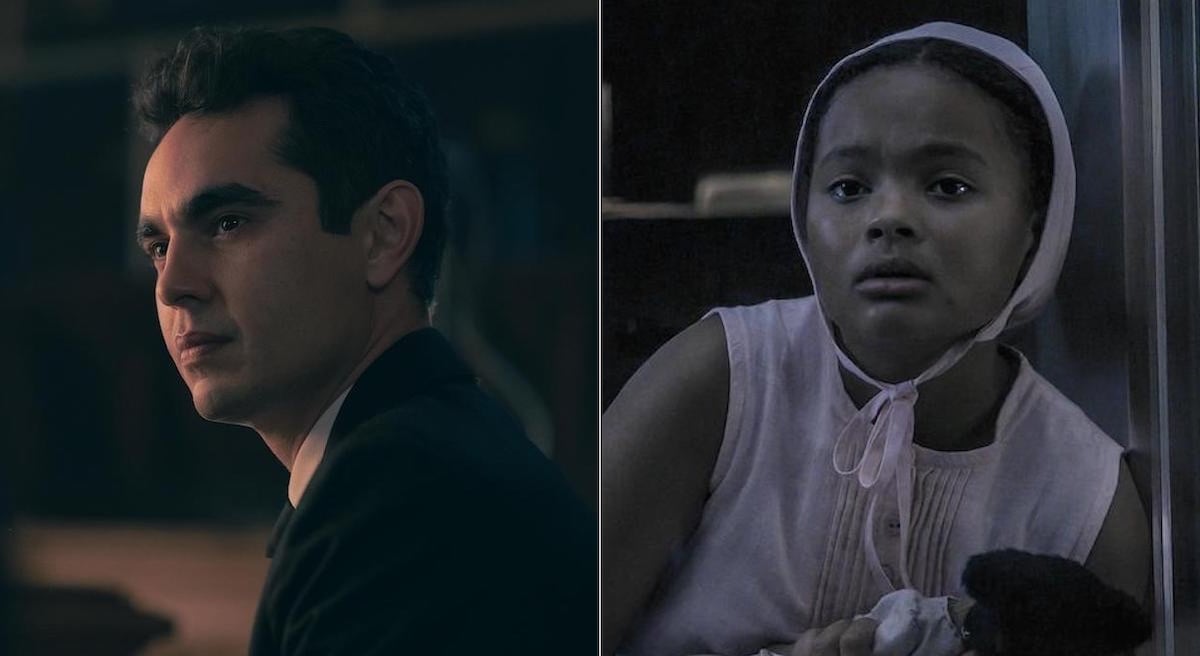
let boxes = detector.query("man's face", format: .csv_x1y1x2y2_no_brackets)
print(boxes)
138,97,370,427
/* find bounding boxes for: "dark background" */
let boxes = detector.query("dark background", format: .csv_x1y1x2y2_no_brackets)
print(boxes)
0,0,598,522
602,0,1026,203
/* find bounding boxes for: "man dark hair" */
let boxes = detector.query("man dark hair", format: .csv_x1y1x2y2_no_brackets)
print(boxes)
135,25,447,305
133,25,593,655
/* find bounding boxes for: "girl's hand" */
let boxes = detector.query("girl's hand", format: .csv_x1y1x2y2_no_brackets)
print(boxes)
765,621,976,656
769,617,879,656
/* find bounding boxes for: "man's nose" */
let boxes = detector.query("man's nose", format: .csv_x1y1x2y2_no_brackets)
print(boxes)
155,240,212,308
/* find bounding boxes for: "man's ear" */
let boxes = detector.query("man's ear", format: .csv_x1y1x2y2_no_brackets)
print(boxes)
360,180,424,290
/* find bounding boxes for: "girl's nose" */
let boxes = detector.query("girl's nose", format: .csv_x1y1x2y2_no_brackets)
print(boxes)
866,187,922,242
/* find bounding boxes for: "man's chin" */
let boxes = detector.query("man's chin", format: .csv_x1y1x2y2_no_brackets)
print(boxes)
189,383,254,425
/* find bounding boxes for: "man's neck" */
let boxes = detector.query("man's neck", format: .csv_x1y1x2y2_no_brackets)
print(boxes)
255,313,430,470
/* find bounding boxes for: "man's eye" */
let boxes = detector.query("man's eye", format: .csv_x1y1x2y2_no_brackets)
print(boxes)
216,216,244,233
828,179,869,201
148,242,167,260
929,178,973,197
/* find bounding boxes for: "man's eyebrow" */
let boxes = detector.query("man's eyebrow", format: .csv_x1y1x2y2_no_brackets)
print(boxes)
180,183,281,222
135,220,162,247
136,183,281,246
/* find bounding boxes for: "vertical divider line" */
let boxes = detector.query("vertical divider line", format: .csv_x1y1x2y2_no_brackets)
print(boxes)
1144,0,1176,652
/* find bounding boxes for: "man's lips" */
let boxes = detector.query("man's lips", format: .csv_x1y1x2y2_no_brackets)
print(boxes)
175,332,233,362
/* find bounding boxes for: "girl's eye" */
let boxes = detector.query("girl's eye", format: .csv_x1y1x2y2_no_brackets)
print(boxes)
828,179,870,201
929,178,973,198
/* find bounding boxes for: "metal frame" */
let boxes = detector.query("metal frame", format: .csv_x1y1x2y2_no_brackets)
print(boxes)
1120,0,1174,651
1124,0,1200,653
1030,1,1200,653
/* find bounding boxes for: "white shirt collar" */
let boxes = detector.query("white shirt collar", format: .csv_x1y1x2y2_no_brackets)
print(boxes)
287,386,352,508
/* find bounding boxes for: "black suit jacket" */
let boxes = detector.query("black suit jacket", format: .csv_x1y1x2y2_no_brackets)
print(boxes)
249,329,595,654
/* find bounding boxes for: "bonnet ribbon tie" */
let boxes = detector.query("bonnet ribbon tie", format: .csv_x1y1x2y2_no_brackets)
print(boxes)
832,380,918,590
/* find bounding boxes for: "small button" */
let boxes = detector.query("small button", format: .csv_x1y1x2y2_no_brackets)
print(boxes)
881,515,901,536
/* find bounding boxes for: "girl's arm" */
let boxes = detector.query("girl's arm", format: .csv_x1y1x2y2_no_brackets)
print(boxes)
1085,459,1151,604
602,315,730,655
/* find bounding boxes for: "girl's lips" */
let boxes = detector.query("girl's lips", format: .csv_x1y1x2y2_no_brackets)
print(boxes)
854,276,931,298
855,258,932,282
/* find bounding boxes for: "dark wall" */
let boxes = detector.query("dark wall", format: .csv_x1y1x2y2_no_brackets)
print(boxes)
602,216,810,408
603,0,1027,202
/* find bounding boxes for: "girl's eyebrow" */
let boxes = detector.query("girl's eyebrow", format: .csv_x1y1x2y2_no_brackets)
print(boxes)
814,141,988,170
815,144,872,169
911,141,988,166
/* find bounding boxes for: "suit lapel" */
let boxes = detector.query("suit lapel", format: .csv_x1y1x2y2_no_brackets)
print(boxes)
265,501,294,558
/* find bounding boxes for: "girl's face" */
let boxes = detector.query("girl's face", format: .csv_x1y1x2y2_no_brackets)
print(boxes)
804,62,1036,378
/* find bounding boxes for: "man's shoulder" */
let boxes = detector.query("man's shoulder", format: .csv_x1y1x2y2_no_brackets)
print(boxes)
258,379,596,654
302,381,590,532
276,379,594,603
333,382,554,484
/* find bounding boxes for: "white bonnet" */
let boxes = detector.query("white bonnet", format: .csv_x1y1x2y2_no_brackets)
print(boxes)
791,21,1075,381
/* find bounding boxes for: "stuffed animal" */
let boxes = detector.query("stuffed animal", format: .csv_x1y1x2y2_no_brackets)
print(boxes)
958,549,1151,655
745,549,1151,656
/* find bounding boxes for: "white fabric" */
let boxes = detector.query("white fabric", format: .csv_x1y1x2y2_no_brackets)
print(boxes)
742,590,960,656
790,21,1077,591
619,298,1121,656
863,590,961,656
287,386,352,507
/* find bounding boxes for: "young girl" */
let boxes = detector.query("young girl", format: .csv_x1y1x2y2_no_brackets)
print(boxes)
603,22,1149,656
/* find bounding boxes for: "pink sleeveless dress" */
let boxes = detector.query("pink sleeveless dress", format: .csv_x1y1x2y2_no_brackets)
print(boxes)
621,298,1122,656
